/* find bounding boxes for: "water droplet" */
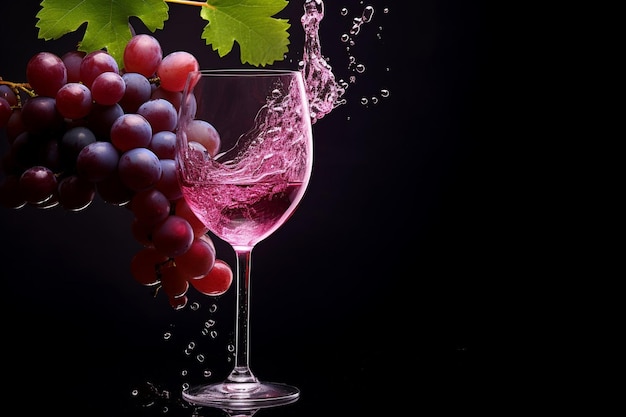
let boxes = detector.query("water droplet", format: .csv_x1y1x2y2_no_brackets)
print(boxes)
131,389,139,397
227,344,235,353
190,302,200,311
205,319,215,328
360,97,368,105
209,304,218,313
196,354,205,363
340,34,350,43
355,63,366,73
203,369,212,378
371,96,379,104
340,7,348,16
181,369,188,376
381,89,390,98
182,382,190,391
210,330,218,339
163,332,172,340
362,6,374,23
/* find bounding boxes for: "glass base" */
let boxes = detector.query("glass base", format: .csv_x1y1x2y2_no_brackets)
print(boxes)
182,381,300,410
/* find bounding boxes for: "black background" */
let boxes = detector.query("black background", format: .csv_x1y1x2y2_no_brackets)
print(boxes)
0,1,528,415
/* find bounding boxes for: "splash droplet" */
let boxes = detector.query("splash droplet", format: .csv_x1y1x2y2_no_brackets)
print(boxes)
301,0,345,123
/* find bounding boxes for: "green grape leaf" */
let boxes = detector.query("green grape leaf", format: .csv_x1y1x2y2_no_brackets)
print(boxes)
201,0,290,66
35,0,169,67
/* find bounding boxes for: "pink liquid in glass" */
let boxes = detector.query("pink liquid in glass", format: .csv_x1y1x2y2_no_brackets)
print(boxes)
181,180,307,249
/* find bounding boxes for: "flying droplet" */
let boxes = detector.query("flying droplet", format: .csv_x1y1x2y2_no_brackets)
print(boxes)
362,6,374,23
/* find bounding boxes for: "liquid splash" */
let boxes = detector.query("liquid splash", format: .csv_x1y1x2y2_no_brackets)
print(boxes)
299,0,346,123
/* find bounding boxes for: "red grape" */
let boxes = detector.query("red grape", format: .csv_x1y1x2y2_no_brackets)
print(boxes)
174,237,216,280
152,215,194,258
130,247,168,286
190,259,233,296
26,52,67,97
157,51,199,92
123,34,163,77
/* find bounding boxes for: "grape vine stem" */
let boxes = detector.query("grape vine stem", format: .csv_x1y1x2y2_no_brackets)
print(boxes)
164,0,216,9
0,79,36,106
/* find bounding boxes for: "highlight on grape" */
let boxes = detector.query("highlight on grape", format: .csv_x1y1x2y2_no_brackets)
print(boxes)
0,34,233,309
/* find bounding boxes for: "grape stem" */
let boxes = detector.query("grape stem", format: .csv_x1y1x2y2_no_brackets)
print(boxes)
164,0,216,9
0,79,35,107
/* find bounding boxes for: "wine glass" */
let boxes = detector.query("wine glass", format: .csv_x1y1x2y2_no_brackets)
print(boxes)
175,69,313,409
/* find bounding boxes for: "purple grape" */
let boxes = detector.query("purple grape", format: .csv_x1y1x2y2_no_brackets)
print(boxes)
19,165,58,204
118,147,162,191
55,82,93,120
0,97,12,128
57,174,96,211
79,50,119,88
155,158,182,201
26,52,67,97
152,215,194,257
149,130,176,159
96,171,134,206
87,103,124,140
61,50,86,83
0,85,18,107
76,141,119,182
60,126,97,168
20,96,64,134
137,98,178,133
110,113,153,152
119,72,152,113
91,71,126,105
131,188,171,226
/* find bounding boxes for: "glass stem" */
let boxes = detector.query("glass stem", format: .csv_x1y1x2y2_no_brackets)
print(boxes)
225,246,259,385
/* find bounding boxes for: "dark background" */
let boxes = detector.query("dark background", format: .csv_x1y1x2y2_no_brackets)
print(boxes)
0,1,527,415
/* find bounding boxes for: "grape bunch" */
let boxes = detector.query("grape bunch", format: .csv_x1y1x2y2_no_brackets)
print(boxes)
0,34,233,310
